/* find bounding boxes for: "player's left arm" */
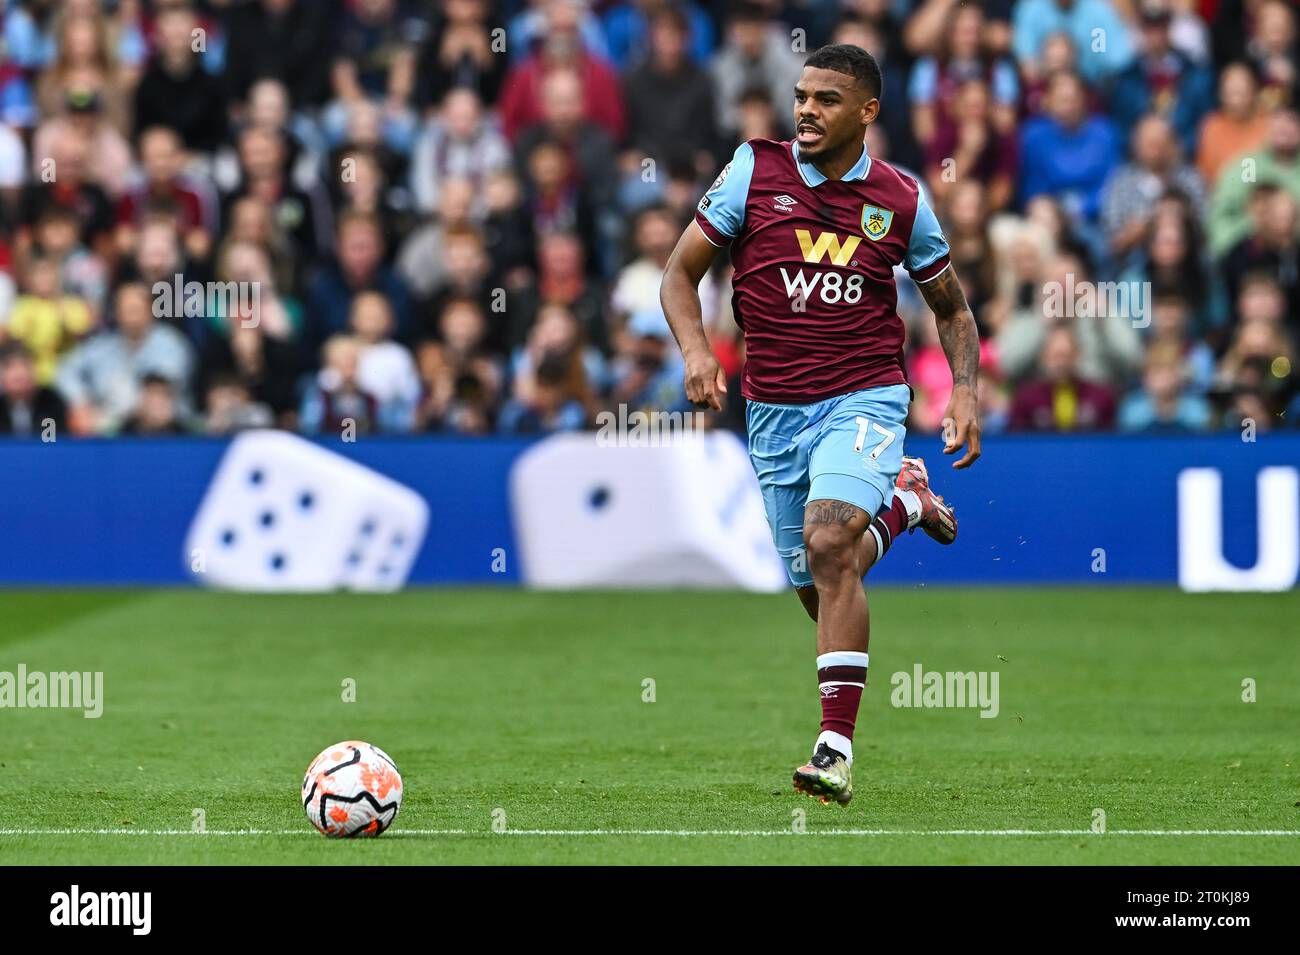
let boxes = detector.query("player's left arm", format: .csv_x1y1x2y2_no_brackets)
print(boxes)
918,266,982,469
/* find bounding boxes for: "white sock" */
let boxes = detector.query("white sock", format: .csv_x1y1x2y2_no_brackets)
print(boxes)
895,488,922,529
815,730,854,766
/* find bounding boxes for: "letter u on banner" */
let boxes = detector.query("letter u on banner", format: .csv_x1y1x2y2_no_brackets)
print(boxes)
1177,467,1299,592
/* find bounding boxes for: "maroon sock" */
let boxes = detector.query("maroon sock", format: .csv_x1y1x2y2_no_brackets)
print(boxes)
867,495,911,565
818,653,869,743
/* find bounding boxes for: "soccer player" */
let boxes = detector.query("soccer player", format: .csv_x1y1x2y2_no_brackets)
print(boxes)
659,45,981,805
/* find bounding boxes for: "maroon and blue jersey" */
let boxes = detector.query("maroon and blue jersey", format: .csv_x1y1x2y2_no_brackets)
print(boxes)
694,139,951,404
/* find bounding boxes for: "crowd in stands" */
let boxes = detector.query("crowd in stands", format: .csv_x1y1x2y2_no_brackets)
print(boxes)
0,0,1296,439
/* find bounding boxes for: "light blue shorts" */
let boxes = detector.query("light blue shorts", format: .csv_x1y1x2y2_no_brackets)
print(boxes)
746,384,910,587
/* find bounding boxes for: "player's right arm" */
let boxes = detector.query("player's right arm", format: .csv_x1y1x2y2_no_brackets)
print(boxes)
661,222,726,411
660,143,756,412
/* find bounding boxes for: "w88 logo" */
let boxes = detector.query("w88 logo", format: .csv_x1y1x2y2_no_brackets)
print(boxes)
780,267,865,306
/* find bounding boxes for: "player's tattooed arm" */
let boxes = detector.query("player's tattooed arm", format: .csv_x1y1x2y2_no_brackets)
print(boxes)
919,265,982,469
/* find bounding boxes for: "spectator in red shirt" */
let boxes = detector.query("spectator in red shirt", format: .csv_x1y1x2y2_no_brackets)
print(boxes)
498,0,625,144
116,126,211,262
925,78,1018,212
1010,323,1118,431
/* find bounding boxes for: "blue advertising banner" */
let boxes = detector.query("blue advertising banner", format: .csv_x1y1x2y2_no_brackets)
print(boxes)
0,433,1295,588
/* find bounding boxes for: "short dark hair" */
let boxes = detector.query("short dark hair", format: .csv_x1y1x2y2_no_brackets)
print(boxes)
803,44,883,100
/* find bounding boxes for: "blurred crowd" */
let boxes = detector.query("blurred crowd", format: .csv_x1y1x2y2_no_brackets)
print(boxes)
0,0,1296,439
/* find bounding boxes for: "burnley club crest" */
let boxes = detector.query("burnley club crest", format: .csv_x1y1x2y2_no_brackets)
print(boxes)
861,205,893,241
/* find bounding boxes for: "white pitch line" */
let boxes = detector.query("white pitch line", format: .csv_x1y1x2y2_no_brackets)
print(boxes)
0,828,1296,838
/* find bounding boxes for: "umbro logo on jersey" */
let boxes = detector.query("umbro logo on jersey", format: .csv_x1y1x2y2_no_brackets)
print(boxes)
774,194,798,211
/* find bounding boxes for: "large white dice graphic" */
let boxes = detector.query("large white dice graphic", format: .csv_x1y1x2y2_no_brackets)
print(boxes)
185,431,429,592
509,431,786,591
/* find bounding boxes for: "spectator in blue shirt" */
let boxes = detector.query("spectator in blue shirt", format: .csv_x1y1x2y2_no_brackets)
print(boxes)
601,0,715,69
1020,71,1121,223
1119,341,1212,431
1013,0,1135,83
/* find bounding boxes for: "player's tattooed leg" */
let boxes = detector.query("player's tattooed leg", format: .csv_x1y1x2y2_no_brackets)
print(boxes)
802,498,872,655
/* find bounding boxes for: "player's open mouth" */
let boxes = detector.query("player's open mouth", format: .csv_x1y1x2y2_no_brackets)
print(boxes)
797,124,823,144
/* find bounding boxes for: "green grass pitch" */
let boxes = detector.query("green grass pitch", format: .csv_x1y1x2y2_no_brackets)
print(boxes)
0,587,1296,865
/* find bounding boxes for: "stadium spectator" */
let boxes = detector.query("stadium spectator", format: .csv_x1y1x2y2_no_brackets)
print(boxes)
995,249,1143,389
33,89,133,199
132,4,228,154
325,0,427,151
2,253,93,384
214,78,328,201
1209,108,1300,257
1118,339,1212,431
120,371,187,435
1009,324,1118,431
55,281,194,435
505,229,605,352
1012,0,1134,83
30,204,107,322
397,175,476,305
202,373,276,435
222,0,335,110
1118,199,1220,335
924,78,1017,212
1222,188,1300,327
507,0,611,66
223,124,327,268
351,290,421,432
1211,293,1297,424
1196,63,1271,187
1100,114,1205,266
415,0,507,110
0,342,66,436
1236,0,1299,110
194,266,301,432
299,334,382,436
1018,72,1120,229
711,2,802,141
908,0,1017,151
1145,293,1217,394
304,211,411,363
621,6,718,176
934,188,991,332
410,87,511,216
421,295,503,432
35,12,134,137
515,68,619,210
0,118,27,216
497,347,589,433
498,0,625,144
519,137,602,269
606,306,687,416
610,204,678,331
115,126,212,262
1109,1,1214,152
601,0,715,69
18,127,115,256
733,84,781,143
